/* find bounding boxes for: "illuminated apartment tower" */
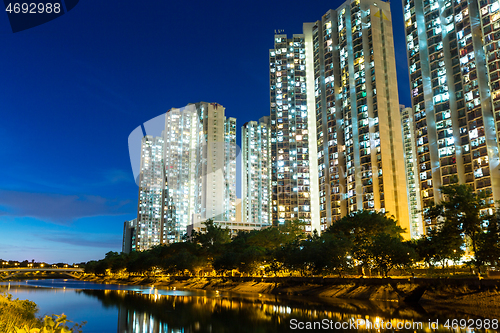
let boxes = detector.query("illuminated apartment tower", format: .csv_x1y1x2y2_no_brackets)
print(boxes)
195,103,236,223
163,106,197,241
480,0,500,143
400,105,423,238
403,0,500,233
136,136,166,251
270,34,320,232
122,218,137,254
241,116,272,226
303,0,409,236
163,102,237,241
224,117,237,222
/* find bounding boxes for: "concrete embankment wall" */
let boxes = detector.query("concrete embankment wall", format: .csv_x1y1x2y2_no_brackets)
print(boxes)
161,276,500,302
78,274,500,303
169,275,500,288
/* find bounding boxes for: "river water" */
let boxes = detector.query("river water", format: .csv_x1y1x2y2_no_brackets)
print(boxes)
0,279,496,332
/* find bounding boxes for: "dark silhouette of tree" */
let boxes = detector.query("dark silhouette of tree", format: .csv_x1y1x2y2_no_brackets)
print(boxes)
126,250,155,275
415,224,463,268
367,233,414,276
477,211,500,267
426,183,487,267
324,211,407,274
156,242,204,276
317,232,353,277
191,219,231,269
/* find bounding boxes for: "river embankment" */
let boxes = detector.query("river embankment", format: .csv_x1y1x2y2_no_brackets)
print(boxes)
78,274,500,310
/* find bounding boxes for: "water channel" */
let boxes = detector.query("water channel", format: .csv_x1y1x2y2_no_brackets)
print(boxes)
0,279,496,332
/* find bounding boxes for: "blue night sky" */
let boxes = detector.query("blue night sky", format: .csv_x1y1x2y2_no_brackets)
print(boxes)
0,0,411,263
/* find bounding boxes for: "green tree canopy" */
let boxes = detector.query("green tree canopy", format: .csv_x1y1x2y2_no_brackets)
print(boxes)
415,223,463,268
477,211,500,267
324,211,407,271
426,183,487,266
191,219,231,266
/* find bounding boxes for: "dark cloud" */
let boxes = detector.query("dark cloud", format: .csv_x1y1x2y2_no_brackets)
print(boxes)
0,243,48,252
39,233,121,248
0,190,133,225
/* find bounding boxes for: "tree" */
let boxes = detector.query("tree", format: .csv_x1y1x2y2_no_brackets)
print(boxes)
280,239,311,276
93,260,109,276
84,260,98,274
276,219,307,244
213,250,240,274
159,242,204,276
317,232,353,277
325,210,406,273
104,251,128,274
229,232,267,275
125,251,155,275
477,212,500,267
426,183,486,267
415,225,463,268
367,233,414,276
191,219,231,268
281,231,353,277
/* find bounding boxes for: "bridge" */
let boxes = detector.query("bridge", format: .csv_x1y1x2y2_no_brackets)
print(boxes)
0,267,84,279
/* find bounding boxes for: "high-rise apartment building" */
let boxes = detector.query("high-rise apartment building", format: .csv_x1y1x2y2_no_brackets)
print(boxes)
302,0,409,236
163,106,197,241
241,116,272,225
403,0,500,232
163,102,237,241
480,0,500,134
269,34,320,232
136,136,168,251
122,218,137,254
400,105,423,238
224,117,237,222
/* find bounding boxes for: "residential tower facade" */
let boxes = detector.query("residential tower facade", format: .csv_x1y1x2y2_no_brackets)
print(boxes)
401,105,423,238
163,102,237,241
241,116,272,226
136,136,167,251
403,0,500,232
303,0,410,236
269,34,321,232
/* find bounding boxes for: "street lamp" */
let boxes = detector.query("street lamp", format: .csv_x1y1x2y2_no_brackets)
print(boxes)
453,249,457,275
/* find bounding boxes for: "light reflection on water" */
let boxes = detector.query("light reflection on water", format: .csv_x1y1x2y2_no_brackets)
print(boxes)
0,279,494,333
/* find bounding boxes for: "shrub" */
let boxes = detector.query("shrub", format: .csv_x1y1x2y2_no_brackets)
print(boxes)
0,294,39,333
0,294,84,333
13,314,84,333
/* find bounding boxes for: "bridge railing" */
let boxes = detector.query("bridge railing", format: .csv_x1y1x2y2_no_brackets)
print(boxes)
0,268,84,273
